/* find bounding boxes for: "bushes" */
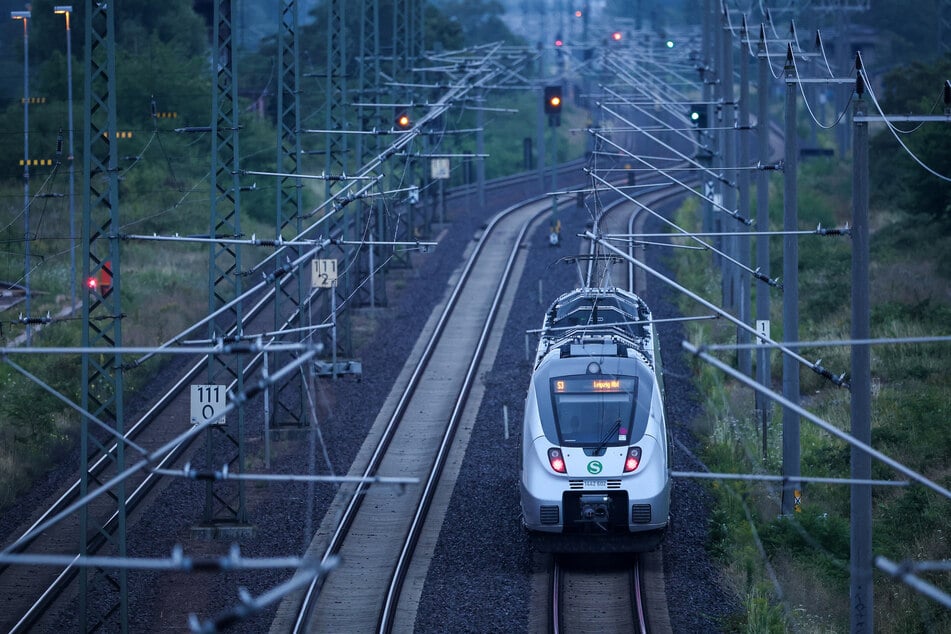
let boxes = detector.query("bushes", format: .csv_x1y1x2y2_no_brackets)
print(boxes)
671,145,951,631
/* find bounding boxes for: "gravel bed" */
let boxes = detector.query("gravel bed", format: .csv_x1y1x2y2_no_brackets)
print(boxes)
415,194,744,633
8,178,740,632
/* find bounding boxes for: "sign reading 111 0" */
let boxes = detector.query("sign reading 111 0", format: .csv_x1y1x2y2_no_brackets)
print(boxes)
191,384,227,426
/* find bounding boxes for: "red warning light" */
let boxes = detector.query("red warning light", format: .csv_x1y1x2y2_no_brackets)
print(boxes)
86,260,113,296
574,10,582,18
548,448,567,474
555,39,563,47
612,31,622,42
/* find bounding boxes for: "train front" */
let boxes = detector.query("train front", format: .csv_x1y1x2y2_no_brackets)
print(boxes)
520,342,670,551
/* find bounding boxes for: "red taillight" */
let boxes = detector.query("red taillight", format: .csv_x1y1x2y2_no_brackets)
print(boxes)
624,447,642,472
548,448,566,473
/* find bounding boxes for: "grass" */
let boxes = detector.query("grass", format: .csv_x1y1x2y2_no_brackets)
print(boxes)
670,158,951,632
0,72,591,515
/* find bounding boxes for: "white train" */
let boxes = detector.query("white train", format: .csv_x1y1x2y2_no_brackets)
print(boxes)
519,286,670,552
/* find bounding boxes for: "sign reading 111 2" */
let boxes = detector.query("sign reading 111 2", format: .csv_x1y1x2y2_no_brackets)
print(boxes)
191,384,227,426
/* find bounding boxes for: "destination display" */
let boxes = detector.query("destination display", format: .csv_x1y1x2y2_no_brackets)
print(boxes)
552,377,636,394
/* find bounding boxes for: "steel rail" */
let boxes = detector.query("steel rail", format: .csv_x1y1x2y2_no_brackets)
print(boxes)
292,192,563,632
631,557,649,634
551,560,563,634
6,267,311,632
378,197,550,633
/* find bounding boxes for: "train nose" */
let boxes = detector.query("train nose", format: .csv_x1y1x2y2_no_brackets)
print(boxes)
580,494,610,521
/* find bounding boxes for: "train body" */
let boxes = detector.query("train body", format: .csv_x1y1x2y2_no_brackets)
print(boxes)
519,286,670,551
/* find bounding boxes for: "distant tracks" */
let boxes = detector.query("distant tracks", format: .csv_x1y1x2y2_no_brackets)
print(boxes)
289,193,560,633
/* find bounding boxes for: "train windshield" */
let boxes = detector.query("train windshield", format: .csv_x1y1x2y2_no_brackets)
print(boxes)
550,375,638,446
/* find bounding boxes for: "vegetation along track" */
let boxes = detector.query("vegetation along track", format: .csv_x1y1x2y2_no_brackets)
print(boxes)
0,160,585,632
0,258,323,632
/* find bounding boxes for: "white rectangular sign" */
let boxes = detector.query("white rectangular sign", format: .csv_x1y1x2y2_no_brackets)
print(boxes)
756,319,770,345
312,258,338,288
431,157,450,179
191,384,227,426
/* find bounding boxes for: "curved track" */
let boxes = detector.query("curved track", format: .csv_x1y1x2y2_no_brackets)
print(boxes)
0,276,302,632
0,163,579,632
527,166,694,634
277,194,565,633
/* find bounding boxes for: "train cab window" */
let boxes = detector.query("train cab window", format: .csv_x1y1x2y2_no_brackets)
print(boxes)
550,376,637,446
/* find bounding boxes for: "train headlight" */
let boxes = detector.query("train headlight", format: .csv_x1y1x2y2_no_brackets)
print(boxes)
548,448,567,473
623,447,642,472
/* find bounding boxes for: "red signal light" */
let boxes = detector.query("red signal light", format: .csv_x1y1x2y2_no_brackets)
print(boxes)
554,38,563,47
612,31,622,42
86,260,113,296
574,10,582,18
548,447,567,474
623,447,642,473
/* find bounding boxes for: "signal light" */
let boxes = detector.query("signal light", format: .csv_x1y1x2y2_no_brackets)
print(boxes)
394,110,412,131
623,447,642,473
688,103,708,128
611,31,622,42
86,261,113,297
544,86,563,127
544,86,563,114
548,447,567,474
554,33,563,47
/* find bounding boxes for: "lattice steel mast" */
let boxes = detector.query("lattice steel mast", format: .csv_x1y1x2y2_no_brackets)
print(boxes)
79,0,127,629
202,0,248,530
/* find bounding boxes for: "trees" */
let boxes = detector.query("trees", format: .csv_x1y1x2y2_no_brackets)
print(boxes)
868,57,951,227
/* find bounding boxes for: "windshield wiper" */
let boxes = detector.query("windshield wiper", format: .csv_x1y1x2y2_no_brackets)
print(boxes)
593,417,622,454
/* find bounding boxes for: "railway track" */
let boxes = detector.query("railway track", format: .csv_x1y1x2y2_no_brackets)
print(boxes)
551,555,648,633
0,273,309,632
275,192,565,633
0,161,583,632
0,159,589,631
548,549,671,633
522,157,694,634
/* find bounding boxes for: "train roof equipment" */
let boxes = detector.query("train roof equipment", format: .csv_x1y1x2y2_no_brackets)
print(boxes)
532,286,656,373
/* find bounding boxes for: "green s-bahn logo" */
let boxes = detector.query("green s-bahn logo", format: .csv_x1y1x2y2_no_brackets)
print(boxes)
587,461,603,475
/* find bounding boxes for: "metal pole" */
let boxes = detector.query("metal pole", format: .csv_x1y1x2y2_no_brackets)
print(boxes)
331,287,337,380
720,8,737,313
756,24,771,419
369,225,376,308
711,0,723,268
737,18,752,377
835,10,849,157
55,6,77,311
476,89,485,208
264,350,271,468
13,11,32,342
537,85,546,191
850,63,873,634
781,45,801,515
